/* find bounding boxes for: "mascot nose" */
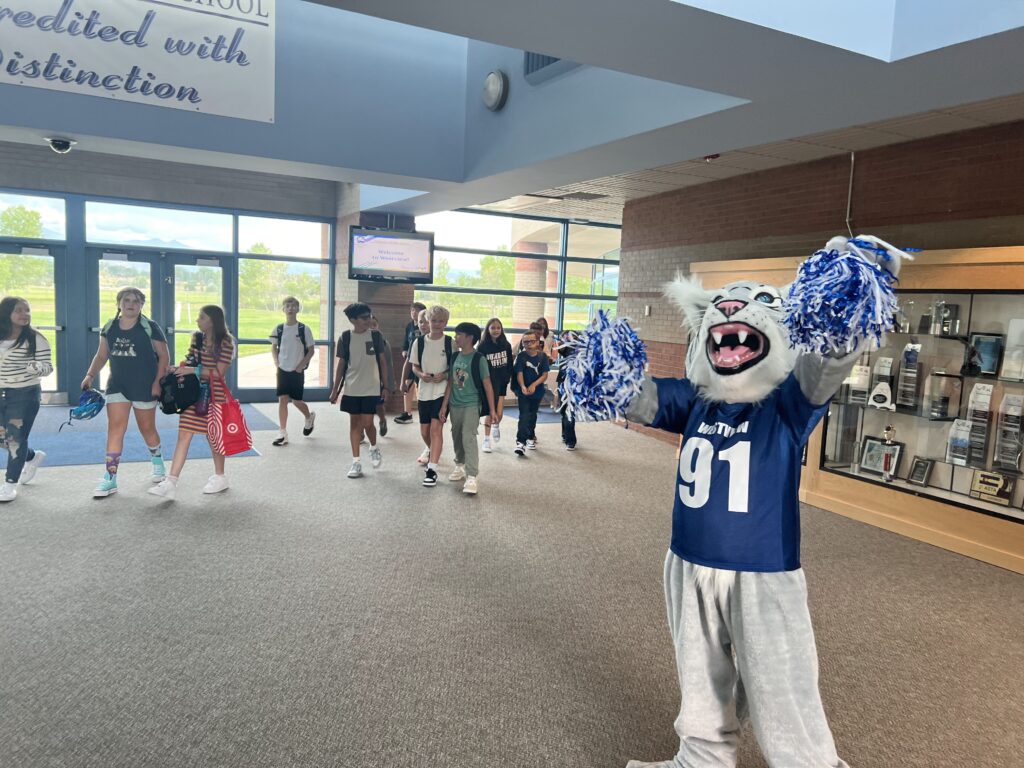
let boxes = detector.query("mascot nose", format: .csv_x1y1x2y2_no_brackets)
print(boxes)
715,299,747,317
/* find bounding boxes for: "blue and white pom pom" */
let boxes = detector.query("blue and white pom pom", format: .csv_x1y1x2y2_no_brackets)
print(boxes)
783,235,916,355
558,311,648,423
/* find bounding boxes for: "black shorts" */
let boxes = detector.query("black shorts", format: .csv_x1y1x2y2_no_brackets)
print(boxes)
492,378,509,397
341,395,379,415
418,397,445,424
276,368,305,400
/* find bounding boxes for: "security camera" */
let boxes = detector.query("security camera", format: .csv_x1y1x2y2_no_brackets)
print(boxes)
43,137,76,154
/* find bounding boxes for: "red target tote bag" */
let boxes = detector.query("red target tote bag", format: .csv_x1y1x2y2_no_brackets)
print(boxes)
207,370,252,456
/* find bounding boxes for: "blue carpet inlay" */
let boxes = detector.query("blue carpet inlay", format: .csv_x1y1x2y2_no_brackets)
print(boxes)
1,405,275,469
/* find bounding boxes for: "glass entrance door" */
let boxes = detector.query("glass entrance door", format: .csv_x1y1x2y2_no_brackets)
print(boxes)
0,243,63,392
91,250,158,391
164,256,225,365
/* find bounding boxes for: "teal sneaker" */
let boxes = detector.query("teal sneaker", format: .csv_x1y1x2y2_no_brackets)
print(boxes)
93,472,118,498
150,456,167,483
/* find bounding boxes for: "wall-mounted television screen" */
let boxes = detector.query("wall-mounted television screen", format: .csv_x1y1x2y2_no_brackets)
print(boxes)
349,227,434,284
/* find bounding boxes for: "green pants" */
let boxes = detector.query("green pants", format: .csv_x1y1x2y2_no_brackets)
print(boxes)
450,404,481,477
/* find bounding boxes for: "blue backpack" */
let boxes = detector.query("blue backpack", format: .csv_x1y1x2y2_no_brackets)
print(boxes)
60,389,105,431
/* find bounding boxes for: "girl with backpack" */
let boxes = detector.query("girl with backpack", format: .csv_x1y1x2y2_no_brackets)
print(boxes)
0,296,54,502
477,317,512,453
148,305,236,500
81,287,169,498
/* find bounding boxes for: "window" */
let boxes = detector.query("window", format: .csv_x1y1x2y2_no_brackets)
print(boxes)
567,223,620,262
238,216,331,260
0,192,65,240
416,211,561,254
86,202,232,252
415,211,620,336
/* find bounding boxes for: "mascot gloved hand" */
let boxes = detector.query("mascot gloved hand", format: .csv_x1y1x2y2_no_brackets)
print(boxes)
562,236,911,768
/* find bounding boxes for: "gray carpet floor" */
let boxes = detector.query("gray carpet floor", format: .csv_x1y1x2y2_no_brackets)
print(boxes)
1,403,1022,768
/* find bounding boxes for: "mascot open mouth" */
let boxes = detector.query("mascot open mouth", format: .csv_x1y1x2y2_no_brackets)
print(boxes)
706,322,769,375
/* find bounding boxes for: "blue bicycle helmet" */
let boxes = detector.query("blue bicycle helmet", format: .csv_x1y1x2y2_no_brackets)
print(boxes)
60,388,106,431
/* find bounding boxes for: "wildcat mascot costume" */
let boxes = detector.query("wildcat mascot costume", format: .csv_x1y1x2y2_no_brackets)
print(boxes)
561,236,911,768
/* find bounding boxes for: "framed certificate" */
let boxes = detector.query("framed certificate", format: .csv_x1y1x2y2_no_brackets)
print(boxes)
969,469,1015,506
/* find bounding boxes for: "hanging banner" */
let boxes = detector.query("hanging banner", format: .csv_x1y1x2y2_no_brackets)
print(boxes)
0,0,275,122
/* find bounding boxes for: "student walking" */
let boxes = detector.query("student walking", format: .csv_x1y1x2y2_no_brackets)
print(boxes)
0,297,53,502
410,304,453,487
477,317,512,453
512,330,549,457
440,322,499,495
329,303,388,479
399,309,429,434
82,287,169,498
369,315,396,436
147,305,235,500
394,301,426,424
270,296,316,446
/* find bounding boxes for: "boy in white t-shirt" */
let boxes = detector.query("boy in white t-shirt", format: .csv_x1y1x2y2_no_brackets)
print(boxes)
270,296,315,446
410,304,452,487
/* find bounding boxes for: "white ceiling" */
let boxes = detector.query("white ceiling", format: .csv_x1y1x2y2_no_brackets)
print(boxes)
313,0,1024,221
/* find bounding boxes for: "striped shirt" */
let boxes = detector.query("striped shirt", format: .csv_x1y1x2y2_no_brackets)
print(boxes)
0,333,53,388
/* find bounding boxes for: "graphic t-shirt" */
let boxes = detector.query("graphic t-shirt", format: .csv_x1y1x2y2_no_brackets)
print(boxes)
478,339,513,390
271,322,314,372
338,329,381,397
513,352,549,400
105,318,167,402
411,335,451,402
650,373,829,573
450,352,490,409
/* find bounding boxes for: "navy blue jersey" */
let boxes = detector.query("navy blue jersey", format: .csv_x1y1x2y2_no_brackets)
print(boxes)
651,373,828,572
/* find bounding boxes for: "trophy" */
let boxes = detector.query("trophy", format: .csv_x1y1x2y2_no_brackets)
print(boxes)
882,424,897,483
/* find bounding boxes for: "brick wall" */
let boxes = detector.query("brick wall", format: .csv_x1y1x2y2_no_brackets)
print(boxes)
619,119,1024,440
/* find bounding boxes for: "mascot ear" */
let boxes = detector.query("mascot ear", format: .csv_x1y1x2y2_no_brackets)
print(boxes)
664,274,716,332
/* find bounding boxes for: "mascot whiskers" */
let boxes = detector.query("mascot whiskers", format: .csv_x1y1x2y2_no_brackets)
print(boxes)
560,236,911,768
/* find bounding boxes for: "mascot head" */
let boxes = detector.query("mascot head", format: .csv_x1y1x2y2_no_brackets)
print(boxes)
665,276,795,404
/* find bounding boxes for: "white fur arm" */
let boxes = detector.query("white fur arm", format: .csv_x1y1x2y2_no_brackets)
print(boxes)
793,341,869,406
625,374,660,426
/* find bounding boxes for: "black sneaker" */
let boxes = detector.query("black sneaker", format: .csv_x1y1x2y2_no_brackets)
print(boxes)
379,419,388,437
394,412,414,424
423,468,438,487
514,443,526,457
302,413,316,436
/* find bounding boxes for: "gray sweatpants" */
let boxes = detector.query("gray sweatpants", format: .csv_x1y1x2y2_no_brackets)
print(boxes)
450,404,480,477
654,552,849,768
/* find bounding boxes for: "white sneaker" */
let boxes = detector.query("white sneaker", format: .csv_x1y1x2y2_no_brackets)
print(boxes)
202,474,229,494
302,412,316,436
526,439,537,451
369,446,382,468
147,478,176,499
462,476,478,495
448,464,466,482
0,481,17,502
19,450,46,484
348,461,363,478
272,431,288,446
417,448,431,465
491,424,501,443
481,437,493,453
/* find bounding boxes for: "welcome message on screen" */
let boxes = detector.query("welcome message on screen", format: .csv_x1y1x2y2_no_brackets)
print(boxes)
352,235,430,273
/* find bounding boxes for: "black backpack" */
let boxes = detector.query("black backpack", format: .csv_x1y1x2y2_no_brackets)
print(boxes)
273,322,309,356
450,351,491,417
159,371,201,415
415,334,454,372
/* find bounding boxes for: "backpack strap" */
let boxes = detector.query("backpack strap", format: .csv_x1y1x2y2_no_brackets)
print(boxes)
444,336,454,367
371,329,385,386
338,330,352,380
297,322,310,356
471,351,490,417
273,323,284,345
415,334,425,368
139,315,154,339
